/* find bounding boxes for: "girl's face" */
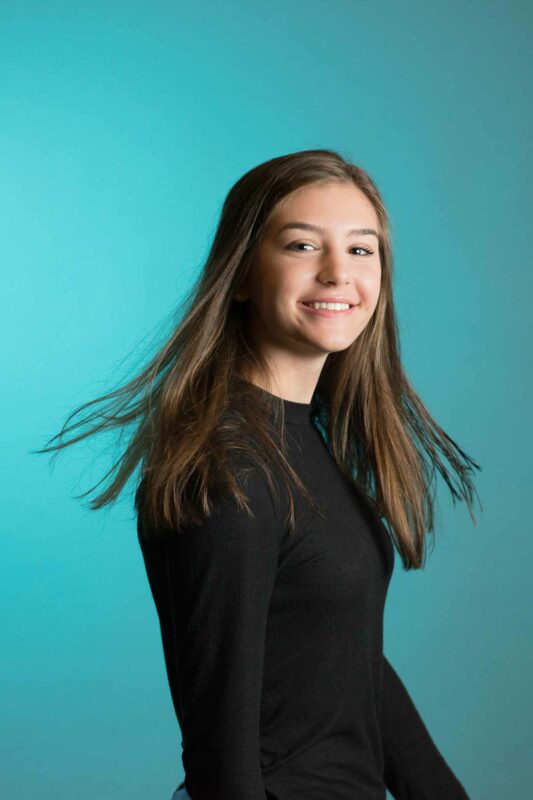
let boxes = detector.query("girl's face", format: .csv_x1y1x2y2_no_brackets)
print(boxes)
236,181,382,379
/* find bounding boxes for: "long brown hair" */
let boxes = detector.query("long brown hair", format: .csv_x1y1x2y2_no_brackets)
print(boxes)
33,148,482,569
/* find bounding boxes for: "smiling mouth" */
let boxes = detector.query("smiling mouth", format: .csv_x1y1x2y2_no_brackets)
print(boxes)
297,301,357,317
301,301,354,309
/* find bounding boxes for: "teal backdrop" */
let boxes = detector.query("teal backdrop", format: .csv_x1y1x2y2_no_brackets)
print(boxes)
1,1,531,798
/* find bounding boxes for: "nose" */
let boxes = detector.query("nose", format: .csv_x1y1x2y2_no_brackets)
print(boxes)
316,252,351,286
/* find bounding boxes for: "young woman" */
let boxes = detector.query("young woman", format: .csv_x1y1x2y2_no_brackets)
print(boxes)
39,149,481,799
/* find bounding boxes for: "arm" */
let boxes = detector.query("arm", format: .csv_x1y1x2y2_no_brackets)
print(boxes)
138,473,280,800
381,655,470,799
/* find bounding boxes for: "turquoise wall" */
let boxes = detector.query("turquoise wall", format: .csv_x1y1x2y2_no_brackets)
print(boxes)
1,1,531,798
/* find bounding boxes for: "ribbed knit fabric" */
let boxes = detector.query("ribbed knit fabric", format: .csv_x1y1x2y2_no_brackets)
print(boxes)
137,381,470,800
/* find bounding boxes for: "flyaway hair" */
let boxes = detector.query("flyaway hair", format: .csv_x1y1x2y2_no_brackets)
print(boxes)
33,148,482,569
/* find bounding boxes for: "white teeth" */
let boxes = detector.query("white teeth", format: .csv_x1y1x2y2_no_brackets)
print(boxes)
303,302,351,310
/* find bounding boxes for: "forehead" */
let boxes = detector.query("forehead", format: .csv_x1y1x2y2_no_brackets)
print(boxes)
267,181,379,231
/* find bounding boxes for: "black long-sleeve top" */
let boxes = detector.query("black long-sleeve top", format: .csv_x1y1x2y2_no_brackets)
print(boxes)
137,381,470,799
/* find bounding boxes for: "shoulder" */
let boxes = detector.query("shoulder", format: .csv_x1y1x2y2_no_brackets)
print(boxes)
205,448,282,540
136,405,285,542
137,453,283,545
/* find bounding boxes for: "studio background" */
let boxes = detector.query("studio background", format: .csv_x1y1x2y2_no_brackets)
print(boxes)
1,1,531,798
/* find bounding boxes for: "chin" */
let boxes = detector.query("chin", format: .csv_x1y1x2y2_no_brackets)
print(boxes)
309,338,354,354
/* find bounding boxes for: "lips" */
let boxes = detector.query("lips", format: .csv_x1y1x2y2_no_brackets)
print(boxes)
300,297,355,306
297,301,356,317
302,301,353,307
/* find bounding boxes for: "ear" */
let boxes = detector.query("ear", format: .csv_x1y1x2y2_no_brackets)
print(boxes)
234,281,249,302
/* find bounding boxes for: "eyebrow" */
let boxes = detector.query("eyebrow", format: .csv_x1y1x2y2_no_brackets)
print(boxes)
276,221,380,240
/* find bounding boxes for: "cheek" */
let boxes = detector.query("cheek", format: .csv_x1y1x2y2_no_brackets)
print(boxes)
254,287,292,324
363,271,381,303
268,278,300,311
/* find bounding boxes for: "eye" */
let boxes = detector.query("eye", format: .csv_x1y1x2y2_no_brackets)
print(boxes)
351,246,374,256
286,242,315,251
286,241,374,256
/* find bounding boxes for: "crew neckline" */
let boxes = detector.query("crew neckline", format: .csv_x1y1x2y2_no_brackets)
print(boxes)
235,376,313,426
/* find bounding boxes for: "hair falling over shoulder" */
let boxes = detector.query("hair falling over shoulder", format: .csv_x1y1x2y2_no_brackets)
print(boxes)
33,148,482,570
